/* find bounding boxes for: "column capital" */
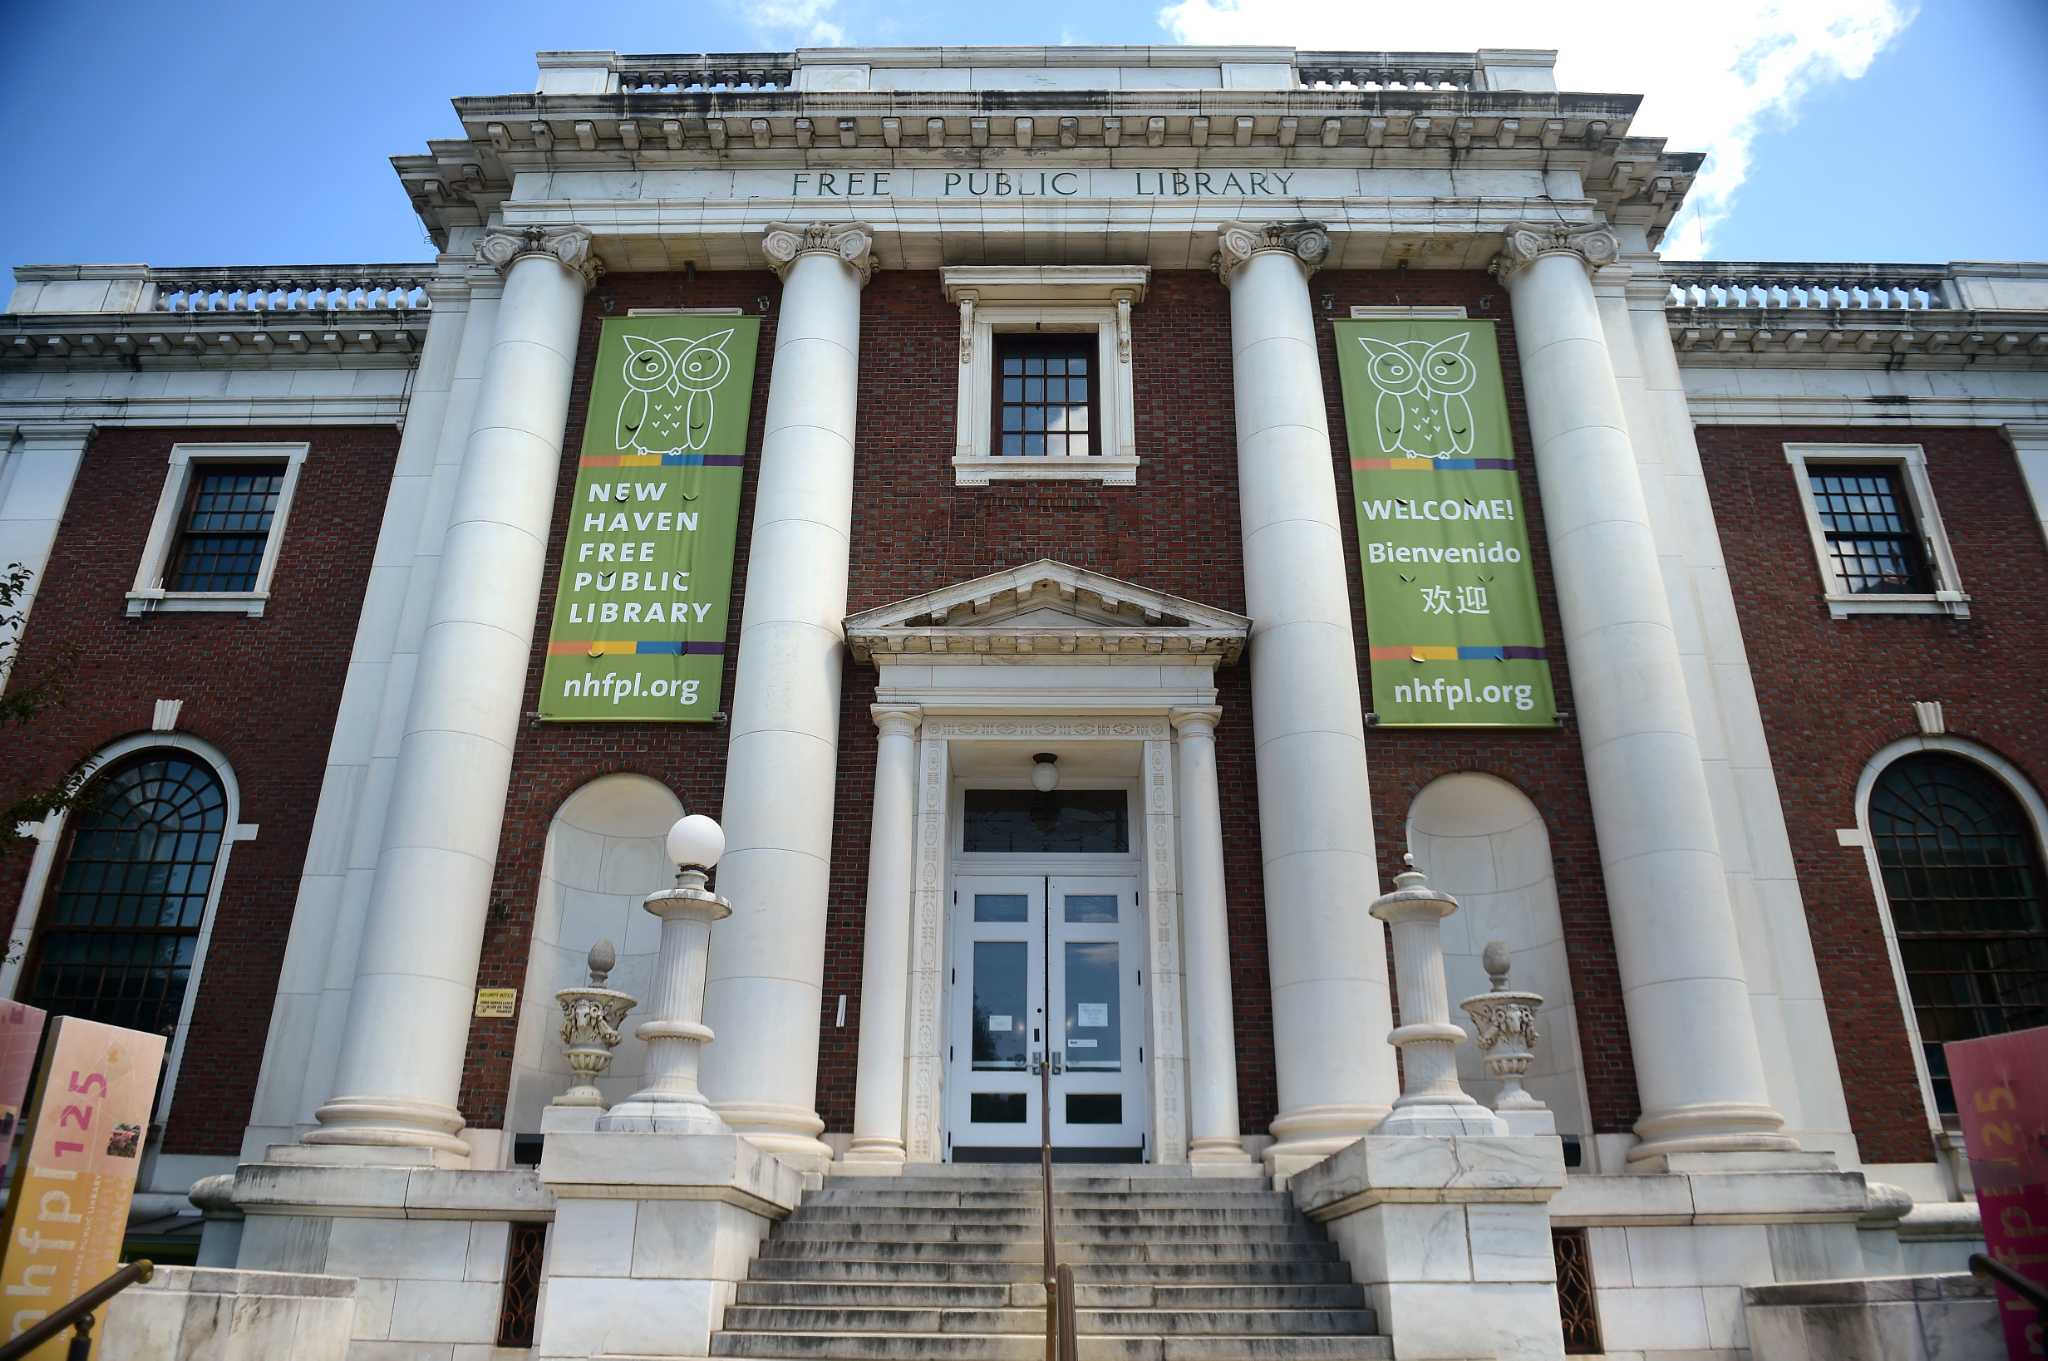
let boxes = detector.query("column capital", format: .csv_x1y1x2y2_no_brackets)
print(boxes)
11,421,96,447
763,222,876,285
871,704,922,737
1213,221,1330,285
476,226,602,289
1168,705,1223,737
1489,224,1621,284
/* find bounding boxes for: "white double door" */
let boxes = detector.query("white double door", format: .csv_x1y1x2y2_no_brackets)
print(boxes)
946,874,1149,1158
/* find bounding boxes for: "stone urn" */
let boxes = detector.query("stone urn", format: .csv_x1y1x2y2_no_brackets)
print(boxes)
554,940,637,1108
1459,939,1555,1134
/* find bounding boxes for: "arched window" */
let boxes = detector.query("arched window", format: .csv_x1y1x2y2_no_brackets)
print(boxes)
1871,753,2048,1116
20,752,227,1039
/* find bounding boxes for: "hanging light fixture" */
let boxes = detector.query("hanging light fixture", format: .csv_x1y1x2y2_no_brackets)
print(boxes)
1030,752,1060,793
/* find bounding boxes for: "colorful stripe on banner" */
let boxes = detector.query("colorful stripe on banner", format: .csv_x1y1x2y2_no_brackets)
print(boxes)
547,640,729,656
1350,457,1518,472
578,453,747,468
1369,644,1550,661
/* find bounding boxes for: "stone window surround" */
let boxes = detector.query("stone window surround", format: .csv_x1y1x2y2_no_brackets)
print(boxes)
1783,441,1970,619
3,731,259,1130
1845,734,2048,1146
126,440,309,617
943,267,1147,486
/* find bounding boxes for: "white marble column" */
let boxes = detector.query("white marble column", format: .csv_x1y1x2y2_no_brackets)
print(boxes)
1495,225,1796,1162
1171,706,1253,1164
1216,222,1398,1169
306,227,596,1160
699,223,872,1168
0,422,93,692
845,704,921,1165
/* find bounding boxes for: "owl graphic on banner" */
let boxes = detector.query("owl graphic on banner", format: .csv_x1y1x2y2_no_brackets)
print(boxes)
617,329,735,455
1356,332,1480,460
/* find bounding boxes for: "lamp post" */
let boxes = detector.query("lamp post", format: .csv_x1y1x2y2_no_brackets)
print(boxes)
599,814,733,1133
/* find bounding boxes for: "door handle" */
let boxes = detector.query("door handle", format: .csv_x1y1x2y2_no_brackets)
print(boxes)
1051,1052,1065,1076
1030,1051,1047,1076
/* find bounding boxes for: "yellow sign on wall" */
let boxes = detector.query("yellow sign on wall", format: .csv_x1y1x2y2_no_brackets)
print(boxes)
474,988,519,1020
0,1016,166,1359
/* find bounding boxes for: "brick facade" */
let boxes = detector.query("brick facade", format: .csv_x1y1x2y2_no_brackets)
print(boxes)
458,267,1641,1141
1696,423,2048,1166
0,424,397,1154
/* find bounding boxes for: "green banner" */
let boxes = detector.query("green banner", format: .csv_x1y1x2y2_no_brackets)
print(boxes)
539,316,760,721
1334,319,1556,728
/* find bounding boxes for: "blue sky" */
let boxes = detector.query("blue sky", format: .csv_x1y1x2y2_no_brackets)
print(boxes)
0,0,2041,278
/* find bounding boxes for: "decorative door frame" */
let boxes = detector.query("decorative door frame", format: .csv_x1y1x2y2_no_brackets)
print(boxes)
904,716,1186,1164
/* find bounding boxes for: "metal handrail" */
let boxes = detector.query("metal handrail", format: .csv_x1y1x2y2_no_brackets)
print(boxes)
1035,1055,1079,1361
1971,1252,2048,1317
0,1259,154,1361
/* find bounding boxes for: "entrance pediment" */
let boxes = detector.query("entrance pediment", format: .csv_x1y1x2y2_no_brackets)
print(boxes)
845,559,1248,663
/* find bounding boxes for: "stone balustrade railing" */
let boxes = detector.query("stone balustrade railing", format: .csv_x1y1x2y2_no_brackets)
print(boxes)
1666,263,1953,311
1295,53,1480,91
150,267,432,313
614,53,797,92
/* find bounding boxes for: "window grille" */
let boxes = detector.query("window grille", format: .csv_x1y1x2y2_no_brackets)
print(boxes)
1872,754,2048,1116
23,753,226,1038
496,1221,548,1347
1806,464,1933,595
993,334,1097,458
1552,1227,1601,1354
167,463,285,592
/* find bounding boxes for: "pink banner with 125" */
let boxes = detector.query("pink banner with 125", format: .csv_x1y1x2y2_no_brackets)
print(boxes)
1947,1026,2048,1360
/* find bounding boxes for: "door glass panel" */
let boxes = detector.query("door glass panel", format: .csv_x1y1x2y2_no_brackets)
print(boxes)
972,1092,1028,1123
1063,893,1118,924
961,790,1130,853
972,941,1029,1070
974,893,1030,923
1066,1093,1122,1124
1062,939,1121,1070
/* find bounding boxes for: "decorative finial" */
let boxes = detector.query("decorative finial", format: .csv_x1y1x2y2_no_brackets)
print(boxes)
587,939,617,987
1482,939,1512,991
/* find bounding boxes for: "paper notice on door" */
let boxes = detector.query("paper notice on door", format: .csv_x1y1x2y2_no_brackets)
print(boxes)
1077,1002,1109,1028
988,1014,1012,1032
1067,1039,1098,1049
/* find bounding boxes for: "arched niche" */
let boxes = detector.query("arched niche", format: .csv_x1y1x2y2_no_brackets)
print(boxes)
505,773,682,1139
1406,771,1593,1138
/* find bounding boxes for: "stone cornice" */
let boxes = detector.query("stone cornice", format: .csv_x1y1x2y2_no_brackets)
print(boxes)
760,222,875,283
1212,220,1331,283
1488,223,1621,282
1668,306,2048,367
1,310,427,367
476,225,601,287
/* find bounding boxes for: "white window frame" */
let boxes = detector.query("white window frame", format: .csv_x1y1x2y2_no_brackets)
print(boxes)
5,732,258,1133
1847,735,2048,1138
943,267,1147,487
1785,442,1970,619
127,441,309,617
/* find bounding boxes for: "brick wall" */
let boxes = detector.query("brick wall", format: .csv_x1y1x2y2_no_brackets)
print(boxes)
464,267,1639,1142
1696,423,2048,1165
0,424,397,1154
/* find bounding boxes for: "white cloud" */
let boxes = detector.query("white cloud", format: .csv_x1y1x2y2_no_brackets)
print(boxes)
727,0,848,46
1157,0,1916,257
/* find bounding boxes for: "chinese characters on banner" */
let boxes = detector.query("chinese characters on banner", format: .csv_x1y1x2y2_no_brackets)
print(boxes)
539,316,760,721
0,1016,165,1360
1947,1027,2048,1360
1333,319,1557,727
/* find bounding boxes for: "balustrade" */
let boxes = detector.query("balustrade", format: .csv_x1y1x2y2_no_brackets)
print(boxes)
1297,52,1478,90
616,53,794,92
1666,264,1951,311
151,267,431,313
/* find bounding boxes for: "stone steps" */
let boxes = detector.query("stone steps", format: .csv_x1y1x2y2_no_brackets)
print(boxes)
715,1170,1388,1361
710,1332,1392,1361
734,1283,1369,1310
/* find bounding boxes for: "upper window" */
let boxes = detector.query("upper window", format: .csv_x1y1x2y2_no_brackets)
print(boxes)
167,463,286,592
961,789,1131,855
128,441,308,616
943,267,1147,487
21,752,228,1039
1871,753,2048,1117
1785,443,1969,618
995,336,1098,460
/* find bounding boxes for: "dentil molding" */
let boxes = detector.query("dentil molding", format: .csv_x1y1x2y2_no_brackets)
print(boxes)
476,225,602,287
1212,220,1330,283
1489,223,1621,282
762,222,877,284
